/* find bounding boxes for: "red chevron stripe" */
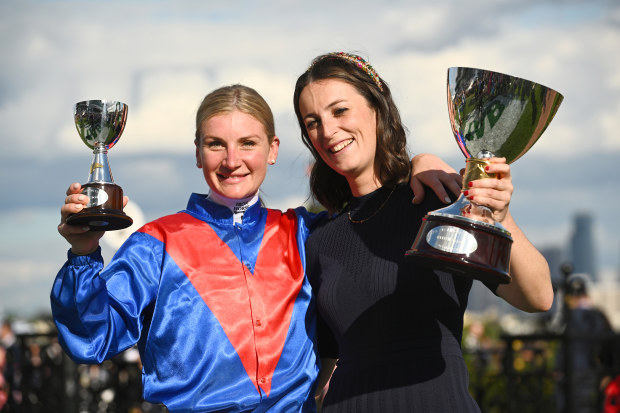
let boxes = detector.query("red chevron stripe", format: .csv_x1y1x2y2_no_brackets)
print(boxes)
140,210,304,396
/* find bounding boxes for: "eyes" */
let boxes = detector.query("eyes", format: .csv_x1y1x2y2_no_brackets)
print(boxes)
305,119,318,130
206,140,223,148
204,138,258,149
305,107,348,131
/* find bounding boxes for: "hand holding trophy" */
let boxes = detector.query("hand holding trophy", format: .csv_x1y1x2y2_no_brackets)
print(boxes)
406,67,563,284
65,100,133,231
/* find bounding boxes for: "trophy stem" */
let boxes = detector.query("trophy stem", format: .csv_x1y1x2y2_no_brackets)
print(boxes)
463,156,494,189
460,156,498,224
87,142,114,184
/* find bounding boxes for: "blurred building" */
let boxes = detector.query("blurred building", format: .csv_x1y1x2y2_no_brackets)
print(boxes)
570,212,598,281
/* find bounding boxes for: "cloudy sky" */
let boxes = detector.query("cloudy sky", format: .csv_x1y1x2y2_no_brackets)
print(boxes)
1,0,619,318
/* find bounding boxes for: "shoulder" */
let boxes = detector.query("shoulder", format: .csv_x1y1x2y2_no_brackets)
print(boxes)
398,182,452,209
265,206,328,229
138,212,195,235
586,307,612,327
389,183,450,217
293,206,328,230
304,208,342,251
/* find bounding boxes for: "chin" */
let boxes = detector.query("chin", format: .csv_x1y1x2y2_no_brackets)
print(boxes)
223,188,255,199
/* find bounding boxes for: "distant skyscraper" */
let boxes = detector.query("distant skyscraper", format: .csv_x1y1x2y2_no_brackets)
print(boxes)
569,212,598,281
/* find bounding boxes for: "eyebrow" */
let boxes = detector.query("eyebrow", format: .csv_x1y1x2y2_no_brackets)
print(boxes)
303,99,347,120
201,134,261,141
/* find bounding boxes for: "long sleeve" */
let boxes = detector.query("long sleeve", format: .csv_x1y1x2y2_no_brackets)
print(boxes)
50,232,161,364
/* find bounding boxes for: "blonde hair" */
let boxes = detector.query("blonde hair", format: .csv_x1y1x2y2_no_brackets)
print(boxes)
195,84,275,144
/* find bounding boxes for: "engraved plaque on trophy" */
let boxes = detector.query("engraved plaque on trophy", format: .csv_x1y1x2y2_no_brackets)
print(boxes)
406,67,563,284
65,100,133,231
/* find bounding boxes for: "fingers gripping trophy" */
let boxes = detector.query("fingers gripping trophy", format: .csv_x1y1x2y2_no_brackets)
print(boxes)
406,67,563,284
65,100,133,231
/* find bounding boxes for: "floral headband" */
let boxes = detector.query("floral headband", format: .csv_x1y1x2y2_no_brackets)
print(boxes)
308,52,384,92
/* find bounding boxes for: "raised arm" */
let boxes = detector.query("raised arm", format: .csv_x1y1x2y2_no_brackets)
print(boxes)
464,158,553,312
53,184,153,364
497,212,553,312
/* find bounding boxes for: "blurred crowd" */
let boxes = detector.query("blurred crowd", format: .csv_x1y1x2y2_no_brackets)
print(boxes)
2,273,620,412
0,318,166,413
464,272,620,413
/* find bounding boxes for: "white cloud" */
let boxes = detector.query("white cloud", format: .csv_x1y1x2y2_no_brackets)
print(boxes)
124,70,211,152
1,0,619,317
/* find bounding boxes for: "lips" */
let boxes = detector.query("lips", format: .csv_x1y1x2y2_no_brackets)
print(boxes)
330,138,353,153
217,173,248,182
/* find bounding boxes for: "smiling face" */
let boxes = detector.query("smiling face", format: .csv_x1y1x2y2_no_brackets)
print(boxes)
195,110,279,199
298,78,379,196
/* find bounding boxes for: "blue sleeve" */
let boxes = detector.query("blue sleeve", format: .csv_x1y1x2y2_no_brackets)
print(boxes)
50,232,162,364
293,207,327,240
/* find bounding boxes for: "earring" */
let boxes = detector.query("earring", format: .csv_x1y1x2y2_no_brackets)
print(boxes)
268,160,275,165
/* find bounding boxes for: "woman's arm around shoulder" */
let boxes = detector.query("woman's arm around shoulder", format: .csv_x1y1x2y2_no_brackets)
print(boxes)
410,153,462,204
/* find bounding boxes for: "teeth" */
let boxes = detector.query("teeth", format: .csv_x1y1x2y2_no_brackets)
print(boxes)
331,139,353,153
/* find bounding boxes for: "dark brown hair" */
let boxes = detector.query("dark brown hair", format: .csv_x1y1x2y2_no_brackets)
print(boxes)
293,53,411,213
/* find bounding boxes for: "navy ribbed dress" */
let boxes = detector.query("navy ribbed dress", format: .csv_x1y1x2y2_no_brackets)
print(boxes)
306,184,495,412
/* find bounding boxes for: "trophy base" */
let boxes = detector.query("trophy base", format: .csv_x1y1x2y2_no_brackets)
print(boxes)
405,214,513,284
66,182,133,231
66,210,134,231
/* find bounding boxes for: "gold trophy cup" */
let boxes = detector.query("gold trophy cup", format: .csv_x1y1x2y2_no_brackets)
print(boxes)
406,67,563,284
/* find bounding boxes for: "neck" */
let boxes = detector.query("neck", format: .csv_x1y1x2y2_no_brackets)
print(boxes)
207,191,259,224
346,172,382,197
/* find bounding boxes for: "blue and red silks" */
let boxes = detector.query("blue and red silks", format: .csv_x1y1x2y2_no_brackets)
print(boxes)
51,193,323,412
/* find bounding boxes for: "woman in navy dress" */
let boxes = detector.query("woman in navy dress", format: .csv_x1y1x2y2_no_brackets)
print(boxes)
293,53,554,412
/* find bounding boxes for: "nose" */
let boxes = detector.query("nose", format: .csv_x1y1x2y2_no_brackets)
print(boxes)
319,117,337,139
223,146,242,169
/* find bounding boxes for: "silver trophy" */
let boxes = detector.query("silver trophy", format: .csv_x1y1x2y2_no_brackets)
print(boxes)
406,67,563,284
65,100,133,231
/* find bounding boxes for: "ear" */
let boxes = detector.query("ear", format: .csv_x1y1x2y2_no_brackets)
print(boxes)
195,141,202,168
268,136,280,165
